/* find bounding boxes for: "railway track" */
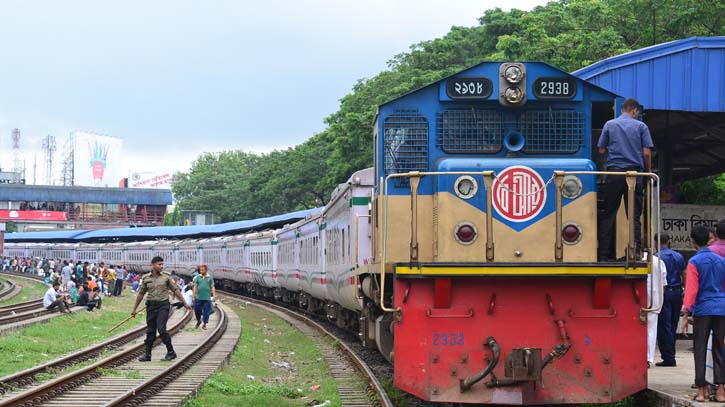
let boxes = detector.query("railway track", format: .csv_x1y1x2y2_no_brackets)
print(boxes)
0,301,240,407
0,280,18,302
220,292,394,407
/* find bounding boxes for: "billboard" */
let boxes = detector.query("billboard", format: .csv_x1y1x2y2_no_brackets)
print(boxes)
0,210,68,221
129,171,173,189
73,132,123,187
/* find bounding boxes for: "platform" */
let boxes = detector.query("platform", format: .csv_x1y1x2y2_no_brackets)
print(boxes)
649,339,718,406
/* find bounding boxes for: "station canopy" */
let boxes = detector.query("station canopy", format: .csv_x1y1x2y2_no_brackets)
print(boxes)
0,184,173,205
573,36,725,184
3,207,321,243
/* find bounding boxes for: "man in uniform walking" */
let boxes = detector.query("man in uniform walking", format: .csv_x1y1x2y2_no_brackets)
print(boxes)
131,256,191,361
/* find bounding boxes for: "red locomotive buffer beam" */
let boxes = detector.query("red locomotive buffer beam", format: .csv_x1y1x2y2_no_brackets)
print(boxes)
393,276,647,405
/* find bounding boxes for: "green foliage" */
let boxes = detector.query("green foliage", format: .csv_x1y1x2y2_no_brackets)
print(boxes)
163,206,181,226
5,222,18,233
173,0,723,220
677,174,725,205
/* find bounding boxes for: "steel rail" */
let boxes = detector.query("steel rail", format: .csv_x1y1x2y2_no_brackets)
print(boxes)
0,300,44,317
0,280,16,300
221,292,394,407
103,305,228,406
0,309,192,406
0,308,156,393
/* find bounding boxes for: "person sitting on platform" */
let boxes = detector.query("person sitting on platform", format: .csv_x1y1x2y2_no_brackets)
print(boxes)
43,282,70,314
77,284,102,311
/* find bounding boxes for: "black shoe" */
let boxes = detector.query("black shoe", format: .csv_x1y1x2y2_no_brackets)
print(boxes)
162,351,177,361
138,353,152,362
195,320,201,329
655,360,676,367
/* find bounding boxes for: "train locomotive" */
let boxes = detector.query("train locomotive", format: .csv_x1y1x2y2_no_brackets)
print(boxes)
2,61,660,405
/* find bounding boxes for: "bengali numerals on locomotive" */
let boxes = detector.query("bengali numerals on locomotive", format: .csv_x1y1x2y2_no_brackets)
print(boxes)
446,77,493,99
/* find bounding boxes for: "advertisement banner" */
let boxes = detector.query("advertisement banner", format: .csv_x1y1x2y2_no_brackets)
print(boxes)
72,132,123,187
0,210,68,221
661,204,725,251
128,171,173,189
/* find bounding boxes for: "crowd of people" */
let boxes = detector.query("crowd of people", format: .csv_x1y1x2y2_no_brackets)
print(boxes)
647,221,725,403
2,256,213,327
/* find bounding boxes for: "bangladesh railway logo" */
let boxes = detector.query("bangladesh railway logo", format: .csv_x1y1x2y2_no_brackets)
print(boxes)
492,166,546,222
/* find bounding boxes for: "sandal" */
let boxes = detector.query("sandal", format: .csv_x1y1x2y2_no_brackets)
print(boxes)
692,394,706,402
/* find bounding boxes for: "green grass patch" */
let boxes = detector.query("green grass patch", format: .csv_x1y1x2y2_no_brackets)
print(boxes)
186,302,341,407
0,293,143,377
0,276,48,306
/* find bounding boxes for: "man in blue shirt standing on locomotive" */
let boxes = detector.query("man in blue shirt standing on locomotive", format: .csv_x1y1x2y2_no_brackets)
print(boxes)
597,98,654,261
655,233,686,367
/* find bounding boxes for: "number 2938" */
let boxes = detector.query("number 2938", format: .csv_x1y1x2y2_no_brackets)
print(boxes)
433,333,465,346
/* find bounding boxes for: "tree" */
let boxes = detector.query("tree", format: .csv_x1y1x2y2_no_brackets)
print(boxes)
174,0,724,218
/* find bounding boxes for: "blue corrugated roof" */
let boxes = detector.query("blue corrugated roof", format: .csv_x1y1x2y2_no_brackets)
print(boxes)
0,184,172,205
3,229,89,242
3,207,321,242
573,37,725,112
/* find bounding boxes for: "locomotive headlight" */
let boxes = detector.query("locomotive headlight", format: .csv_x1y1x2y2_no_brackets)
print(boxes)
560,175,583,199
503,86,524,104
504,65,523,83
454,176,478,200
455,222,478,245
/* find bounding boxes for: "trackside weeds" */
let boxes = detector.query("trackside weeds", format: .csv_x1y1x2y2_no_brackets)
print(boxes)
186,303,340,407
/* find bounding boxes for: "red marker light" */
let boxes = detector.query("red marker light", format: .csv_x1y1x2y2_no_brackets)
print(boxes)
562,224,582,244
456,224,477,244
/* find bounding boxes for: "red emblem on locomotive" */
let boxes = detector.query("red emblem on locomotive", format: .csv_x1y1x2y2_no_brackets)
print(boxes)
492,165,546,222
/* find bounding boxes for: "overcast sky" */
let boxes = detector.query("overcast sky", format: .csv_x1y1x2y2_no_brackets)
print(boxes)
0,0,549,184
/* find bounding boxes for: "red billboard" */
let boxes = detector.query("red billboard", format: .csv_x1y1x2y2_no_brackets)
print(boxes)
0,210,67,221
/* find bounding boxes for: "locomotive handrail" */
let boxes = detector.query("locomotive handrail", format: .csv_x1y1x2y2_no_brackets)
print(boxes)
380,171,495,313
557,170,662,314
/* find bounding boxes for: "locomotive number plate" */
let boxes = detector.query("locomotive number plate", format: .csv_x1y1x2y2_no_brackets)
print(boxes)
433,333,465,346
533,77,577,99
446,77,493,100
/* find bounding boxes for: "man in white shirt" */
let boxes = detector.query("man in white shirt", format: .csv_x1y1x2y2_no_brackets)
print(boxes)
647,253,667,367
61,261,73,287
43,282,70,314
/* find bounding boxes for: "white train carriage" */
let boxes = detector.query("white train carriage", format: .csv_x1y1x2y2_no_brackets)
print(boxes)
295,211,326,310
222,235,248,285
123,241,157,272
173,238,202,277
3,243,28,259
276,219,303,296
98,243,125,265
244,230,277,296
323,168,374,314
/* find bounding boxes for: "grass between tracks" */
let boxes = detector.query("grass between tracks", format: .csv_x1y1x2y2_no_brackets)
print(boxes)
0,276,48,306
0,291,143,377
186,302,341,407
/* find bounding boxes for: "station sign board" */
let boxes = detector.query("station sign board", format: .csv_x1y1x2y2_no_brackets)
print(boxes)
128,171,173,189
661,204,725,251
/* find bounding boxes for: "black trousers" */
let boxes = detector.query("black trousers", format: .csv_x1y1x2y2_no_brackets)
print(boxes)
113,280,123,296
693,315,725,386
145,302,173,352
46,299,68,313
598,169,644,260
657,289,683,363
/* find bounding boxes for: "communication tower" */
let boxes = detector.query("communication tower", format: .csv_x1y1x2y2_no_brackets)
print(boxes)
11,129,23,183
42,134,56,185
58,133,75,186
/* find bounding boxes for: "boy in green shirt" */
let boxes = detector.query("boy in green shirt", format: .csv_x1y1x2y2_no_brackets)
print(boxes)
192,265,216,329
